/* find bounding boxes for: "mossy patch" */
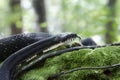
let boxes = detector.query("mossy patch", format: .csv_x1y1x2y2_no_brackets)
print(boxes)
19,46,120,80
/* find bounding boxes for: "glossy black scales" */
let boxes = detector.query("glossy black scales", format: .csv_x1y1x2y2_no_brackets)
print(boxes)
0,33,52,62
0,33,79,80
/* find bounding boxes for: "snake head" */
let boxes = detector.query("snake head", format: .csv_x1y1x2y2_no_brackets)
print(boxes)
44,33,81,52
53,33,81,43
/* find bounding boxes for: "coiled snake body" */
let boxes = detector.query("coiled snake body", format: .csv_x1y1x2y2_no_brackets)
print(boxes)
0,33,52,62
0,33,79,80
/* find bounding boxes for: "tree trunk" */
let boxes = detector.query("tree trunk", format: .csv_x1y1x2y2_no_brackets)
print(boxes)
9,0,22,35
33,0,48,32
105,0,117,43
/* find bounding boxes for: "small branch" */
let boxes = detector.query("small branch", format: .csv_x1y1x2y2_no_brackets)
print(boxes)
16,42,120,77
48,63,120,80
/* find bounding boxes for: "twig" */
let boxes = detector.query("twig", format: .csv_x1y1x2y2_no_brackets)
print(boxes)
15,42,120,77
48,63,120,80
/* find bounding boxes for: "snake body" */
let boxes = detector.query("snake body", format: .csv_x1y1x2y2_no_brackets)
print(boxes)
0,33,78,80
0,33,52,62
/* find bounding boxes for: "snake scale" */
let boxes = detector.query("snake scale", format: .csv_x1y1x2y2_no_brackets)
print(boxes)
0,32,80,80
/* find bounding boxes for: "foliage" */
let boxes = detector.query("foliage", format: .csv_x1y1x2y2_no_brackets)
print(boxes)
19,46,120,80
58,0,108,36
0,0,120,42
0,0,22,35
49,0,119,42
0,0,11,35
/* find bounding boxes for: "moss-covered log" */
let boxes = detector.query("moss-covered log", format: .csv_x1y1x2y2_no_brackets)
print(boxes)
18,46,120,80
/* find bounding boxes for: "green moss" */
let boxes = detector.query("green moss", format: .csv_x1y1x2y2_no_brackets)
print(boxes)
19,46,120,80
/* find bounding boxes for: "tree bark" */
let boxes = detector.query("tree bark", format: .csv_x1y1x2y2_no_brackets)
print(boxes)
105,0,117,43
33,0,48,32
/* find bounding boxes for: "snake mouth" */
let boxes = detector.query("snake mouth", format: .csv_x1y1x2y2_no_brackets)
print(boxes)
58,33,81,46
59,33,81,42
64,35,82,47
44,33,81,52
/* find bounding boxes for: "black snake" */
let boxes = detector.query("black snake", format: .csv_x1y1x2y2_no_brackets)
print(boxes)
0,32,80,80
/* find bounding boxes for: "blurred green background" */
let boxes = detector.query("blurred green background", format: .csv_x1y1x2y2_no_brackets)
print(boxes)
0,0,120,44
